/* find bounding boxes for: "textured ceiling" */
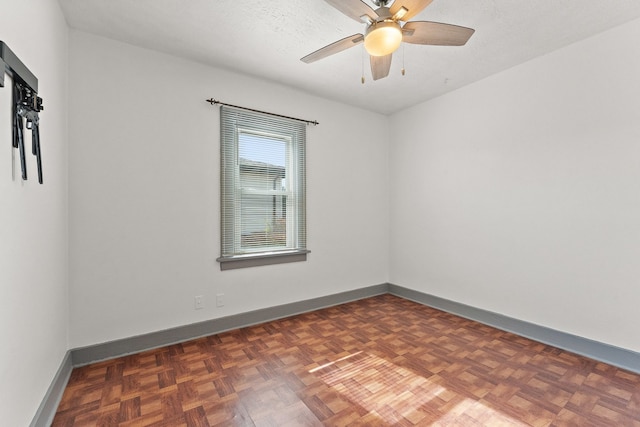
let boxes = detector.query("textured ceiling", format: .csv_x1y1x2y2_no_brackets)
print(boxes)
58,0,640,115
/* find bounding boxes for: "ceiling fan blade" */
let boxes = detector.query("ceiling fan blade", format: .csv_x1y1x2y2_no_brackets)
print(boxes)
402,21,475,46
324,0,378,22
370,54,392,81
301,34,364,63
390,0,433,21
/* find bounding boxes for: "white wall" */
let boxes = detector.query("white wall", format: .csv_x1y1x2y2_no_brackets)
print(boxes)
390,17,640,353
0,1,68,425
68,31,390,348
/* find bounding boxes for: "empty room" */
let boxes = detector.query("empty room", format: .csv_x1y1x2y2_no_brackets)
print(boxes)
2,0,640,425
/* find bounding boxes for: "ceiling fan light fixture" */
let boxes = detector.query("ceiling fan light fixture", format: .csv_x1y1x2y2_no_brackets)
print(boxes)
364,20,402,56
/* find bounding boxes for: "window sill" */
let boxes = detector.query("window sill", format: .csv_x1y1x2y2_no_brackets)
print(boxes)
217,249,310,271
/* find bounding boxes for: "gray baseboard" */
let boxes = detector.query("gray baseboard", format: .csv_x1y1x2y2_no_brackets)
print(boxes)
388,283,640,374
30,350,73,427
71,283,389,366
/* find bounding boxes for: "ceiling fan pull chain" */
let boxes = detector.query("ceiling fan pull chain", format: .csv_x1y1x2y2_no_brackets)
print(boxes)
401,43,406,76
361,44,366,84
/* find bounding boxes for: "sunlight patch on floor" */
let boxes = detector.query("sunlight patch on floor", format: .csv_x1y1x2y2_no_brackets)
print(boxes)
311,352,527,425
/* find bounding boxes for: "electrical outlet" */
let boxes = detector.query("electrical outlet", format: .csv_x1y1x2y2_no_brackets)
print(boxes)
216,293,224,307
194,295,204,310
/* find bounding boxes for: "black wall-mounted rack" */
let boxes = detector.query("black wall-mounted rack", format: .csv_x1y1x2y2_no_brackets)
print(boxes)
1,41,44,184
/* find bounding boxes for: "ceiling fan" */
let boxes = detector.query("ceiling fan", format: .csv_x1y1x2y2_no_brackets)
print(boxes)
301,0,474,81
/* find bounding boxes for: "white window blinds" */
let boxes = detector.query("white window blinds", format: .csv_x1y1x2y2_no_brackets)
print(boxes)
219,105,307,266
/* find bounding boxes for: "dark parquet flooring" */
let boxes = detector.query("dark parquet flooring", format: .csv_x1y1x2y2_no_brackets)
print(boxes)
53,294,640,426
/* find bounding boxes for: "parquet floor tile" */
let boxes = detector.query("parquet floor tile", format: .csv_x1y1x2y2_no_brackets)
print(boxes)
53,294,640,426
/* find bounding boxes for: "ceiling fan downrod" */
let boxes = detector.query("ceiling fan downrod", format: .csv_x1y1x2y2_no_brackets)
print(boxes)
371,0,393,6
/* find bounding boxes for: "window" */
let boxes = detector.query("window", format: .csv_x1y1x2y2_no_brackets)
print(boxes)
217,106,308,270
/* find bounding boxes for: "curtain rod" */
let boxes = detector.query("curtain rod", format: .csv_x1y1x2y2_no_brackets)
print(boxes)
206,98,319,126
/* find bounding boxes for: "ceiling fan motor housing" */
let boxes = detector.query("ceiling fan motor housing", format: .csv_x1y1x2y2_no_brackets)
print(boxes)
372,6,393,20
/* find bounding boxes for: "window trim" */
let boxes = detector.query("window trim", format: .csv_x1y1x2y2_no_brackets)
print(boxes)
234,127,295,255
216,249,310,271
